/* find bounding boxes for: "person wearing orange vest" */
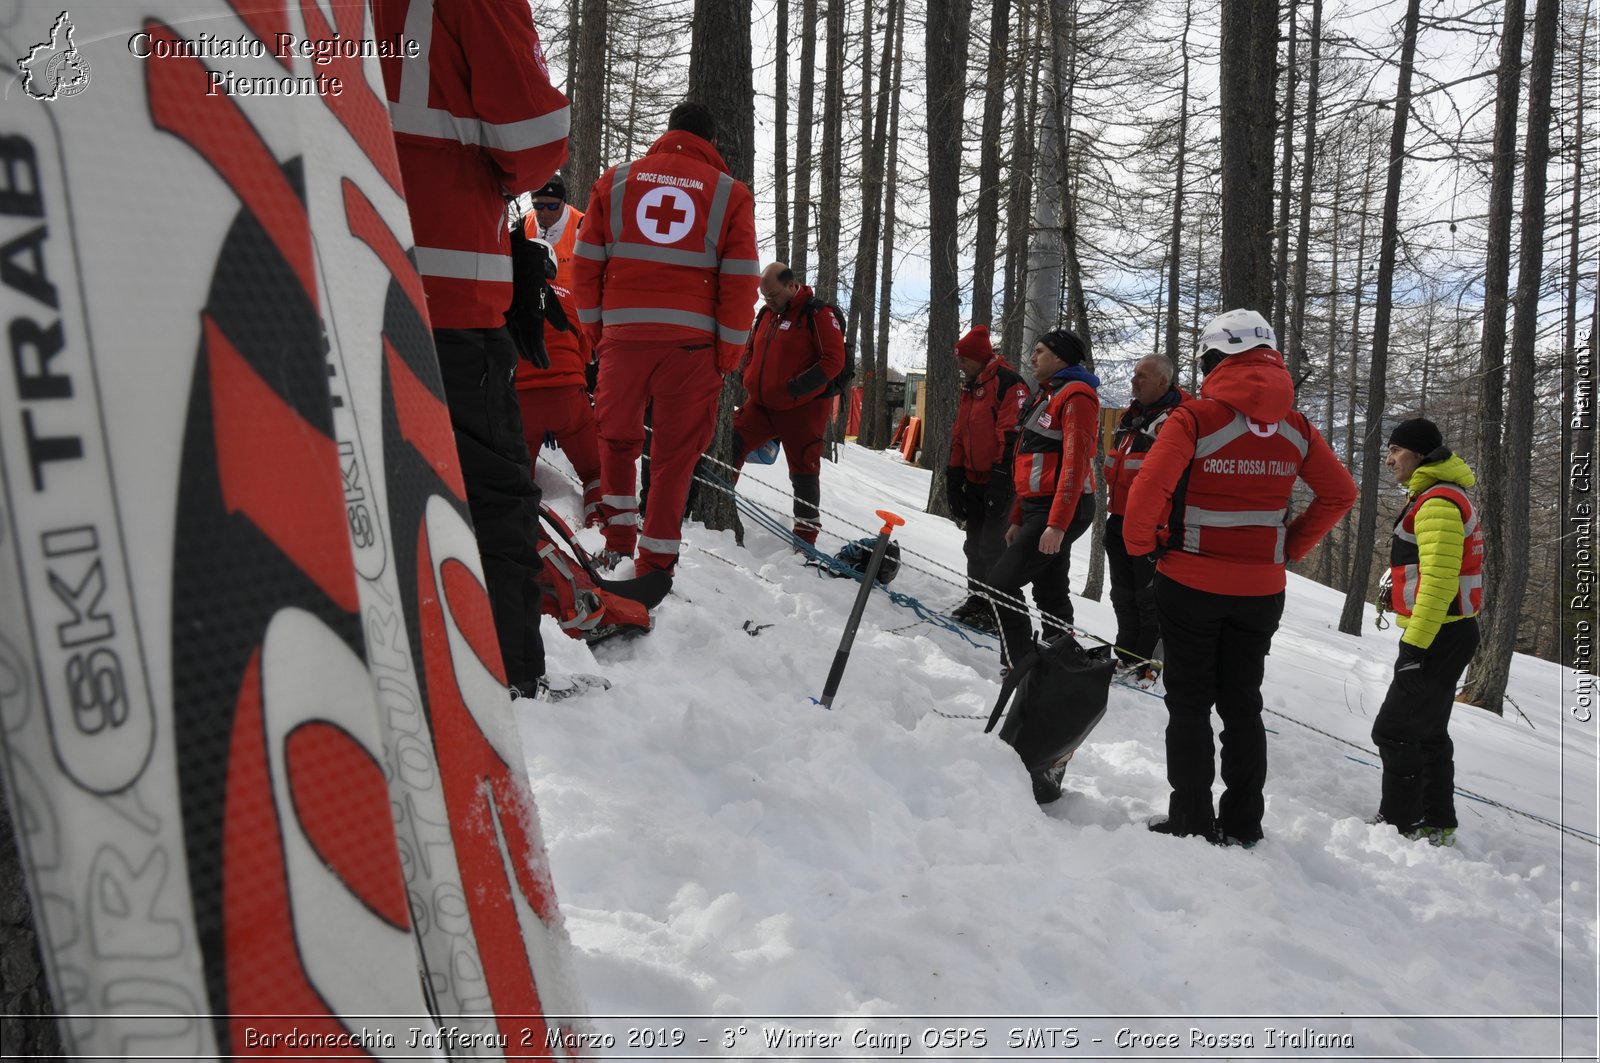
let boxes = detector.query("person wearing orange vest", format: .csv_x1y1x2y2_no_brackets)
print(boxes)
517,175,603,528
990,329,1100,671
572,101,761,579
946,325,1031,631
732,263,847,545
1123,309,1356,846
1371,418,1484,846
374,0,573,700
1104,355,1188,676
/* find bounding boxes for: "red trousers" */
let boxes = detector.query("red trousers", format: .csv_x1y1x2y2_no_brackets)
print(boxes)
518,384,603,527
593,337,723,574
732,399,829,543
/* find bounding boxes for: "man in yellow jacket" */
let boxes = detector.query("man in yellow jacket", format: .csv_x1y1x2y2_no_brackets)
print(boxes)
1373,418,1485,845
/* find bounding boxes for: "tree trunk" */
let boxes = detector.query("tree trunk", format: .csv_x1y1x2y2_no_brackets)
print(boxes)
685,0,755,536
1029,12,1066,345
1053,3,1089,338
866,0,906,452
1471,0,1527,667
1336,0,1421,637
1218,0,1279,312
1164,0,1194,367
1316,153,1343,587
1272,0,1299,341
1338,133,1376,587
1463,0,1558,713
792,0,819,278
851,0,898,450
565,0,608,208
971,0,1014,329
816,0,847,301
923,0,973,505
775,0,791,263
1000,7,1038,359
1287,0,1323,382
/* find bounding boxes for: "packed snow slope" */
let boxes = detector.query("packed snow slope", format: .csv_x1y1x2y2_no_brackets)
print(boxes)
520,442,1597,1061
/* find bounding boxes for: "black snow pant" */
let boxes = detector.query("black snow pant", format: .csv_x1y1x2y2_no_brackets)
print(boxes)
961,476,1013,596
1372,617,1480,831
1105,514,1161,665
434,327,546,692
990,495,1094,670
1155,573,1285,842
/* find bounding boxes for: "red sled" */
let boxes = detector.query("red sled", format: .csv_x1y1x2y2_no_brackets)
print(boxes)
536,504,670,642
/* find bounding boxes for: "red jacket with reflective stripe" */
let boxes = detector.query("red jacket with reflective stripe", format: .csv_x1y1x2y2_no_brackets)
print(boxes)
1388,455,1485,648
374,0,570,329
949,356,1030,483
1122,350,1356,596
1010,375,1100,528
1105,387,1189,517
741,286,847,410
517,204,591,390
571,131,760,372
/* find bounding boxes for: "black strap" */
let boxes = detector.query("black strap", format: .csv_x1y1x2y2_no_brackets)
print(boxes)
984,643,1043,733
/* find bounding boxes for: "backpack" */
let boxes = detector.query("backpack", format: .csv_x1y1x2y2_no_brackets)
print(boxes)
985,635,1116,799
825,537,900,585
752,296,855,398
534,504,668,643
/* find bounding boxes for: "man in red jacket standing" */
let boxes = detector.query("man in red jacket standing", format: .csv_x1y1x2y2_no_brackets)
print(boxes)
946,325,1030,629
573,102,761,579
517,174,603,528
732,263,846,545
1104,355,1188,677
374,0,571,700
1124,309,1356,846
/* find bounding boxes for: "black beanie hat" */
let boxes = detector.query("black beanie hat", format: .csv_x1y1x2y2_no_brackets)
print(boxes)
1037,329,1088,367
1388,417,1444,457
533,173,566,201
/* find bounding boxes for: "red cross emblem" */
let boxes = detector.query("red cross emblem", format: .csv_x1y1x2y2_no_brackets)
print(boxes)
635,186,696,244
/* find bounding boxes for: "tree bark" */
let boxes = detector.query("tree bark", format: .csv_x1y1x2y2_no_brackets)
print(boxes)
1164,0,1193,367
1218,0,1279,313
791,0,819,278
1000,7,1038,360
866,0,907,452
685,0,755,535
565,0,609,208
923,0,973,504
816,0,847,301
1287,0,1323,382
971,0,1014,329
1272,0,1299,341
1316,153,1343,587
1463,0,1558,713
775,0,791,263
1471,0,1527,666
1336,0,1421,637
851,0,898,450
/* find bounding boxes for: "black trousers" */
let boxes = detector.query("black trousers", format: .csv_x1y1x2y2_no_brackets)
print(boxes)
1155,573,1285,841
1105,514,1160,664
990,495,1093,669
961,476,1012,595
434,327,545,690
1372,617,1480,830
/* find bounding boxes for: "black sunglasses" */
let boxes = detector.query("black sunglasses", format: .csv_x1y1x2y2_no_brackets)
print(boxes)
531,200,564,211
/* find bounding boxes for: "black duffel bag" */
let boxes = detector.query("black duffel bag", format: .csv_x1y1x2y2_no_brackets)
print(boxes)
985,634,1117,803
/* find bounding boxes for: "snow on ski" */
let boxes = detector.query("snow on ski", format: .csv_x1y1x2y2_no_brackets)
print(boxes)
0,3,582,1057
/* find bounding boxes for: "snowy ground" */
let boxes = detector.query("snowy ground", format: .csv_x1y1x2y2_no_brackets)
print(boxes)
518,443,1598,1061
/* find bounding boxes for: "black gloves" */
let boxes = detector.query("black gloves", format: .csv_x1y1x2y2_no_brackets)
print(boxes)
786,364,829,399
505,226,569,369
983,469,1013,510
946,467,968,523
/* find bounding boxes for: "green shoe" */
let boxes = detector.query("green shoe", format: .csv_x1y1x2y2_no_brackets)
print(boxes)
1429,827,1457,847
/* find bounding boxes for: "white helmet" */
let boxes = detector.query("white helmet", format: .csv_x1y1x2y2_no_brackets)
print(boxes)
1196,308,1276,361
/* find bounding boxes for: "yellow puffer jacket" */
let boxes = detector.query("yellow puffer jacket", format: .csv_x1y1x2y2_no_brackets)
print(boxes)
1396,453,1479,649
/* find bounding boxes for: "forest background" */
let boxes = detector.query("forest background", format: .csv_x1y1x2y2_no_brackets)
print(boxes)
527,0,1597,714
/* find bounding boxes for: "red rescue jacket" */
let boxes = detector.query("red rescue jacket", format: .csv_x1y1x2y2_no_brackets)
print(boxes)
741,286,847,410
571,131,760,371
517,204,592,391
1105,387,1188,517
374,0,569,329
1010,369,1100,528
1390,481,1485,622
949,356,1030,483
1122,349,1356,596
